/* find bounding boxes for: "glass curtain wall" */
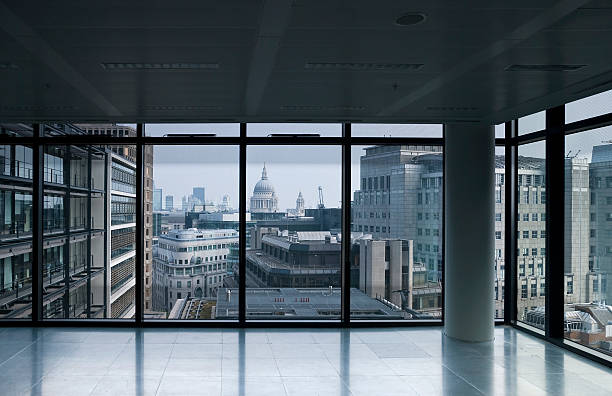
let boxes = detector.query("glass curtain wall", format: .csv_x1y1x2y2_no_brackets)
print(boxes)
516,140,547,328
565,127,612,358
145,143,239,320
350,144,443,321
494,146,505,319
0,138,34,318
246,144,342,320
41,142,132,320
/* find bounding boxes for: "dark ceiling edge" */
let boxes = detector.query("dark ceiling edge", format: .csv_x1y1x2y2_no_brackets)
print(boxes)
489,69,612,125
0,117,483,125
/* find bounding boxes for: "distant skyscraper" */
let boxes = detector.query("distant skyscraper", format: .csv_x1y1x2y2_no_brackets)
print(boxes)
181,195,188,211
193,187,205,204
153,188,162,211
165,195,174,211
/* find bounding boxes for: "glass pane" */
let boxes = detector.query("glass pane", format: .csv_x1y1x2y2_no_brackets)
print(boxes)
351,145,443,320
246,145,341,320
495,124,505,139
516,141,546,327
566,89,612,124
494,146,505,320
147,145,239,320
247,123,341,137
352,124,442,137
42,143,131,319
565,126,612,358
0,144,33,319
44,123,137,137
144,123,239,137
518,111,546,136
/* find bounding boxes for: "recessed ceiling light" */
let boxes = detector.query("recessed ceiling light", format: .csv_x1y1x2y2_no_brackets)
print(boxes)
305,62,423,71
101,63,219,70
395,13,426,26
505,64,586,72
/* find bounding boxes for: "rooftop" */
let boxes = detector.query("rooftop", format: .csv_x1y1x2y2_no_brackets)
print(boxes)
212,287,406,320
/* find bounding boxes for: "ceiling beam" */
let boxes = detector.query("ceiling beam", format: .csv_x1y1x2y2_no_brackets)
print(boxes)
377,0,591,118
0,1,121,117
244,0,293,116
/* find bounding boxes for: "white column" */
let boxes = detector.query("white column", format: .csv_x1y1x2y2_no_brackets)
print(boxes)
444,123,495,342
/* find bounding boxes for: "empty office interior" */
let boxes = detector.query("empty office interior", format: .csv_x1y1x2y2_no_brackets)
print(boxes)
1,1,612,395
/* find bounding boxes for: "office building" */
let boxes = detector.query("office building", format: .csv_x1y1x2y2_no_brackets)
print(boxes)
352,146,443,281
2,3,612,395
152,228,238,314
0,123,143,318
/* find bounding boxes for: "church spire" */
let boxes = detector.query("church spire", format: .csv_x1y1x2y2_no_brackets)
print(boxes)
261,163,268,180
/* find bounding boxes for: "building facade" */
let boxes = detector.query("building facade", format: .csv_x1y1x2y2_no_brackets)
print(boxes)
352,145,443,282
0,123,149,319
152,228,238,314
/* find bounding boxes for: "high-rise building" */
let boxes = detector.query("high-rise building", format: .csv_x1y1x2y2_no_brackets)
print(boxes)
352,146,443,282
165,195,173,211
192,187,205,204
77,123,154,315
587,143,612,305
153,188,162,211
0,123,148,319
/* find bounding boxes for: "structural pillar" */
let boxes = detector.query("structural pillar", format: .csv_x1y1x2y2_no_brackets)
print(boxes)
444,123,495,342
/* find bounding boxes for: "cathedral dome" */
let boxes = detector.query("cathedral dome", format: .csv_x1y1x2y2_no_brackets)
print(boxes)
250,164,279,213
252,164,275,195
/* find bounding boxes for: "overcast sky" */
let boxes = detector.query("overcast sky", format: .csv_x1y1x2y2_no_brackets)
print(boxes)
143,90,611,208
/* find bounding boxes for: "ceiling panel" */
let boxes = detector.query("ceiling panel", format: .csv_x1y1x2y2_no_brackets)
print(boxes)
1,0,611,122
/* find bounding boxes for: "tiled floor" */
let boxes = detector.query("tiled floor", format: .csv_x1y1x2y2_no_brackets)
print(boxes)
0,326,610,395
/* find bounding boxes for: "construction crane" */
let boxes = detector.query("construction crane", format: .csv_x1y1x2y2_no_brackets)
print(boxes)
317,186,325,209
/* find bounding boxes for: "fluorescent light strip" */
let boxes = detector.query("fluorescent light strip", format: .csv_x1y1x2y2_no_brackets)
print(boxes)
142,105,222,111
305,62,423,71
281,105,366,111
101,62,219,70
506,64,586,72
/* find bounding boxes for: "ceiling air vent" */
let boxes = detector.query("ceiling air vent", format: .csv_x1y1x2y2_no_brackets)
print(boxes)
505,64,586,72
305,62,423,71
142,105,222,111
101,63,219,70
427,106,479,112
280,105,366,111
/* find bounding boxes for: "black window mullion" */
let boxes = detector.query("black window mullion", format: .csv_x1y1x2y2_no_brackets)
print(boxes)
341,123,351,325
31,124,43,322
505,120,517,325
135,123,144,324
239,123,247,325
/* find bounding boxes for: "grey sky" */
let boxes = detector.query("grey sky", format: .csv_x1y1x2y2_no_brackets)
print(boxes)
148,90,611,206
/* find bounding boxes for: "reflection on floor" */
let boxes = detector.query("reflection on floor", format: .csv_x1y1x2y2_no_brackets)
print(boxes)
0,326,610,395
